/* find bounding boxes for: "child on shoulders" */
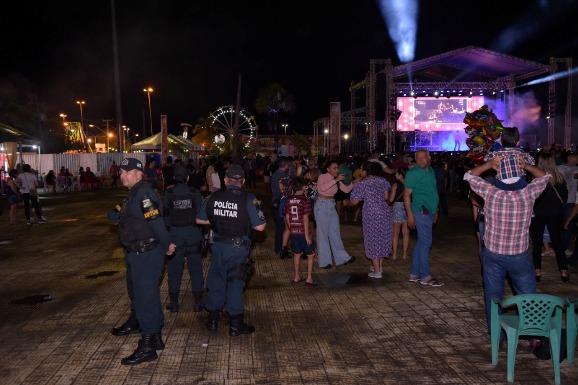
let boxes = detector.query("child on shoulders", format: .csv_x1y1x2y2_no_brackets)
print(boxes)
483,126,535,191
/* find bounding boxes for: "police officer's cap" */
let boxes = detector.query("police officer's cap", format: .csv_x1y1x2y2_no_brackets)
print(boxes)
225,164,245,180
119,158,143,172
173,164,189,182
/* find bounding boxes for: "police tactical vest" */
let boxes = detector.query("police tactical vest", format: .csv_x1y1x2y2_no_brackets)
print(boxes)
118,182,158,247
206,188,251,237
166,185,197,227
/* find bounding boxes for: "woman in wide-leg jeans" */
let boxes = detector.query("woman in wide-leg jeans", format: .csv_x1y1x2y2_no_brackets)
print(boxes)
315,198,351,267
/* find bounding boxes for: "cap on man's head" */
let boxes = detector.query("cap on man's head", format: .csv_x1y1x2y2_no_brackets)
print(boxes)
120,158,143,172
173,164,189,182
225,164,245,180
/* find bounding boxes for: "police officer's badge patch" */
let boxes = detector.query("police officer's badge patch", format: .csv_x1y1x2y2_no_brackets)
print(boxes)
141,195,161,219
257,209,265,221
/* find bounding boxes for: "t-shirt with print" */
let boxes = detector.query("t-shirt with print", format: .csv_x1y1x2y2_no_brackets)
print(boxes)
282,194,312,235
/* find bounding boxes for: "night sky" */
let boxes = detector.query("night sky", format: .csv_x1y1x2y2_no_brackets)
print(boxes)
2,0,577,138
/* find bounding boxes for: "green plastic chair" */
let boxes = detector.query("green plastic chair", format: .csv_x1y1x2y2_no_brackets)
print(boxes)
491,293,565,384
568,296,577,365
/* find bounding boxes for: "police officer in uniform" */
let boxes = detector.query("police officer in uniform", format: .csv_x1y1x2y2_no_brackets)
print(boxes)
163,164,205,313
196,164,266,336
108,158,176,366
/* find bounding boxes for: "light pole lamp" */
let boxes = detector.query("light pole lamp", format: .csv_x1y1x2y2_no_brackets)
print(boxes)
76,100,86,147
143,87,153,136
122,126,130,152
282,123,288,136
89,124,111,152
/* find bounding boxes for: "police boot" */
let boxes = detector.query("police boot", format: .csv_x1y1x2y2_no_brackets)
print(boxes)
193,291,205,312
111,312,140,336
121,333,158,366
205,310,220,332
152,331,165,350
165,292,179,313
229,313,255,337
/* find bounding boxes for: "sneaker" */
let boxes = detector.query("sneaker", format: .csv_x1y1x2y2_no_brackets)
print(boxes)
408,275,420,283
368,271,382,279
369,266,383,273
26,220,32,226
38,217,48,224
420,277,444,287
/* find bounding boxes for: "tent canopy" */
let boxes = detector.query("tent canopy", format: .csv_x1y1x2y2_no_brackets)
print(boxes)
0,121,40,145
131,133,203,151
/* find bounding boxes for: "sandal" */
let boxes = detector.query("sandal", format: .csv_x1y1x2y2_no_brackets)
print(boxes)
420,277,444,287
305,281,318,287
291,278,305,285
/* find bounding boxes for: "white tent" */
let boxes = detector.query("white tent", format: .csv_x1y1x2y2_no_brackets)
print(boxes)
131,133,203,151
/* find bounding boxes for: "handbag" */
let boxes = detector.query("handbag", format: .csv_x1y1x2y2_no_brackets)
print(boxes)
550,184,564,204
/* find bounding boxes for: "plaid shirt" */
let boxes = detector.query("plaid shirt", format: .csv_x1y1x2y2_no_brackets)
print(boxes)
483,148,535,181
465,171,550,255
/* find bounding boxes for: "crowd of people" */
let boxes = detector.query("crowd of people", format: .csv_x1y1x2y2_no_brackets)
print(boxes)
4,141,577,366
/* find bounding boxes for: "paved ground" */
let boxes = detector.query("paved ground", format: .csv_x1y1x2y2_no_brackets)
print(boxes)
0,182,577,385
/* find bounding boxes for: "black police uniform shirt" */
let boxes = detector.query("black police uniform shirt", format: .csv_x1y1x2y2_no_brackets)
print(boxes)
163,182,203,229
108,179,171,252
197,185,265,236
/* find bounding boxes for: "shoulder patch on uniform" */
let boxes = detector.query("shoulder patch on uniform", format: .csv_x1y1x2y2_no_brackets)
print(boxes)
253,198,261,205
142,197,152,208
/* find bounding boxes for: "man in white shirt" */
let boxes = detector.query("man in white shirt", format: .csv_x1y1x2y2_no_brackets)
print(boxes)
16,164,47,225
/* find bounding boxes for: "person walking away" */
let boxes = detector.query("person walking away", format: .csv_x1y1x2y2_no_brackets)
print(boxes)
283,176,316,286
432,155,449,216
388,167,409,261
143,157,158,190
45,170,57,193
163,164,205,312
16,164,47,225
403,150,442,286
162,155,175,191
107,158,176,365
556,152,578,254
531,152,569,282
349,161,392,278
271,158,290,258
109,160,119,189
196,164,266,336
464,154,549,340
5,169,21,225
315,160,356,269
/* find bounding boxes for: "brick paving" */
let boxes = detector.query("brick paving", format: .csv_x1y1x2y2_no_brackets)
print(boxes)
0,184,576,385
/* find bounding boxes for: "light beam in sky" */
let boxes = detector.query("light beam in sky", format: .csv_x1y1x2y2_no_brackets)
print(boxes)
377,0,418,63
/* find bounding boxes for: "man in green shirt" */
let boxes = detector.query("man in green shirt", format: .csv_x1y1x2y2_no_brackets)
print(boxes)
404,150,443,287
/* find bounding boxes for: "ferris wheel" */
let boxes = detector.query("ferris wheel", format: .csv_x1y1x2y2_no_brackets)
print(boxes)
208,105,257,146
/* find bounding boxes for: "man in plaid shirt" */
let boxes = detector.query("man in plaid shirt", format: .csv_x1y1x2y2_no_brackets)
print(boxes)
464,154,549,337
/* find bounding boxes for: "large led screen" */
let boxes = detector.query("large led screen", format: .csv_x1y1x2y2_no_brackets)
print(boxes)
396,96,486,132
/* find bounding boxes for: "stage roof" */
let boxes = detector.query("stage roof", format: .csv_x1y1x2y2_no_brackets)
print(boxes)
391,46,551,88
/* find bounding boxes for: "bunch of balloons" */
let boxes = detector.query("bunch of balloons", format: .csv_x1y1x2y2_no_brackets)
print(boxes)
463,105,504,164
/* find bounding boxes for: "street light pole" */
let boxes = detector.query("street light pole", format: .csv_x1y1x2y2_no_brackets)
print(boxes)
143,87,153,136
76,100,86,147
